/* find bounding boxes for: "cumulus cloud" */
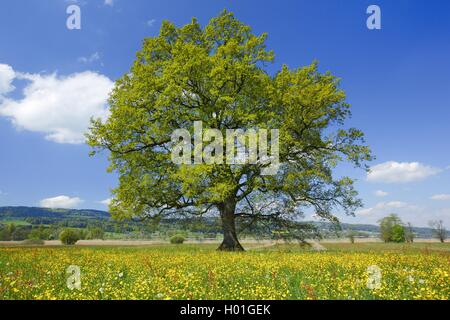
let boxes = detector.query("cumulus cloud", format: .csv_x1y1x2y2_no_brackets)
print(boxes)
0,65,114,144
367,161,441,183
98,198,112,206
0,64,15,97
431,194,450,201
354,202,449,227
40,195,83,209
356,201,416,216
147,19,156,27
374,190,388,197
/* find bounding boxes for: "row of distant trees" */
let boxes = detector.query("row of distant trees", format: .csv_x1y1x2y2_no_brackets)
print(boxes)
0,224,105,242
0,221,221,243
377,214,447,243
1,214,447,244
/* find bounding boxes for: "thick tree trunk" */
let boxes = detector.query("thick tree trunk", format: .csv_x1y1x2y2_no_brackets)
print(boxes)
217,200,244,251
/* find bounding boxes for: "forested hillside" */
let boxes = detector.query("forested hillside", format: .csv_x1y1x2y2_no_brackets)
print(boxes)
0,206,435,241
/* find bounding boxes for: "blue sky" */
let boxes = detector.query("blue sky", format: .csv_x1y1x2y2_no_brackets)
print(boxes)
0,0,449,227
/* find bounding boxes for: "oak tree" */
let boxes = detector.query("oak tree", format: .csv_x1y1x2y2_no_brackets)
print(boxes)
87,11,372,251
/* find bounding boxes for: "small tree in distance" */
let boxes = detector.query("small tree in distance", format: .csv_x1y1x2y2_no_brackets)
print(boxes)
429,220,447,243
170,235,186,244
405,222,415,243
60,229,80,245
347,229,357,244
379,214,405,243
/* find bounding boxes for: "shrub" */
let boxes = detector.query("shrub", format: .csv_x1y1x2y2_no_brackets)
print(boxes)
391,224,406,243
59,229,80,245
170,235,185,244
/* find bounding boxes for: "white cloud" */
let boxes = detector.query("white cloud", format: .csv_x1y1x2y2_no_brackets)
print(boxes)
147,19,156,27
431,194,450,201
40,195,83,209
374,190,388,197
104,0,114,6
356,201,415,216
78,52,101,64
367,161,441,183
0,64,15,97
353,202,449,227
0,66,114,144
99,198,112,206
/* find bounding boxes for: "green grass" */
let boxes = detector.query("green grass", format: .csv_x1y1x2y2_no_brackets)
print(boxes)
0,243,449,300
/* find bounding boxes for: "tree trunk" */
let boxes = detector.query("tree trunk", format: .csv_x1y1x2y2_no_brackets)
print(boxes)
217,199,244,251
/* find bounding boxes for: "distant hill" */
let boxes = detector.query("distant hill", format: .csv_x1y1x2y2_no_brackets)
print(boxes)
0,206,436,238
0,206,114,230
0,206,110,220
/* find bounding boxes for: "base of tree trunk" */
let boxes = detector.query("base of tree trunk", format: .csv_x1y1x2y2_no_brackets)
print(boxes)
217,231,245,251
217,200,244,251
217,240,245,251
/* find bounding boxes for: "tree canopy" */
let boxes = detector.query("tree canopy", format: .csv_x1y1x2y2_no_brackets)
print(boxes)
379,214,406,243
87,10,373,250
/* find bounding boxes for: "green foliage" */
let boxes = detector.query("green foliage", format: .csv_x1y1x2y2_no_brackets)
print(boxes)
28,225,50,240
59,229,80,245
0,225,13,241
0,223,28,241
86,227,105,240
379,214,406,243
77,229,87,240
391,224,406,243
86,10,372,246
170,235,186,244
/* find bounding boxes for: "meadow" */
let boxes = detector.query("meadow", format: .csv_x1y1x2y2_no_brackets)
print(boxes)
0,242,448,300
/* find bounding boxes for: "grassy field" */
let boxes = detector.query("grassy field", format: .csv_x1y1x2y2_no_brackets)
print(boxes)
0,242,448,300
